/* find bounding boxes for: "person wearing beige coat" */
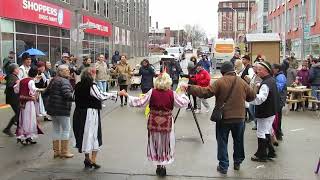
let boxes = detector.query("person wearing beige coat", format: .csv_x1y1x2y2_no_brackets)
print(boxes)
114,55,132,106
95,54,110,92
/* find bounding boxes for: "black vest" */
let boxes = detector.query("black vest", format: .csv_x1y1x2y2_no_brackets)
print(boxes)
255,75,279,118
75,81,102,110
241,64,252,81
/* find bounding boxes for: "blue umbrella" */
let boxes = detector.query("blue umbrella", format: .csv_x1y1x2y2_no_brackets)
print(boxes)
19,48,45,57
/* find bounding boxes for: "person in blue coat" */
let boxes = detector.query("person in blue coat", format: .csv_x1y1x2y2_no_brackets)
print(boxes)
138,59,155,93
197,55,211,73
272,64,287,140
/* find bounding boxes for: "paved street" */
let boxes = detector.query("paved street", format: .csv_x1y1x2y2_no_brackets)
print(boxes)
0,55,319,180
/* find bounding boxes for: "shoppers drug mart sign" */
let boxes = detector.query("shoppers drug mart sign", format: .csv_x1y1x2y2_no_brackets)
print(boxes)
83,16,112,37
0,0,71,29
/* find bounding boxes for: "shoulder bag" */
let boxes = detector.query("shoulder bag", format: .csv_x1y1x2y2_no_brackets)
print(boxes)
210,77,237,122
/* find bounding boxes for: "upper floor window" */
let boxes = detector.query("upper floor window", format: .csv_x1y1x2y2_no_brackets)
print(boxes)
82,0,89,10
104,0,109,18
310,0,316,23
94,0,100,15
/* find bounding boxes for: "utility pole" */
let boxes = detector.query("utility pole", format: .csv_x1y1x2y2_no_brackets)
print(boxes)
247,0,250,34
283,0,287,59
301,0,306,61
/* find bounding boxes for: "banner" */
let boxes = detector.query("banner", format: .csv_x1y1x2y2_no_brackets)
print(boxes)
0,0,71,29
83,15,112,37
114,27,120,44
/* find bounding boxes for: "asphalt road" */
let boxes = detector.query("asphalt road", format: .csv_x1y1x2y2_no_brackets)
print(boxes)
0,53,320,180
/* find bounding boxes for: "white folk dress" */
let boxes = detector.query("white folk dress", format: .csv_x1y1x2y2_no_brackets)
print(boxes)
73,84,117,153
14,79,40,140
128,89,189,165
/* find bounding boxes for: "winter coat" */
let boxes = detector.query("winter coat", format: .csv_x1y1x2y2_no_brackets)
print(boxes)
187,62,197,85
297,69,310,87
275,72,287,109
112,51,120,65
286,67,297,86
161,61,182,83
95,61,109,81
309,62,320,86
189,73,256,123
190,69,211,87
197,59,211,73
5,74,19,106
45,76,74,116
3,57,14,75
114,62,132,85
138,66,155,91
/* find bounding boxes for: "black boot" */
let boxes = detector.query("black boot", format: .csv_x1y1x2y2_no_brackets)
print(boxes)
156,165,161,176
159,166,167,177
266,134,277,159
251,138,267,162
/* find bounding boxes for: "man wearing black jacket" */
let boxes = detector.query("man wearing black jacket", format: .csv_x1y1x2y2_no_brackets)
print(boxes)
250,61,278,162
3,64,20,137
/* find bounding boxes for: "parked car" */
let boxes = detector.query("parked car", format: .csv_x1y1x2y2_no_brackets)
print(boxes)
165,47,184,61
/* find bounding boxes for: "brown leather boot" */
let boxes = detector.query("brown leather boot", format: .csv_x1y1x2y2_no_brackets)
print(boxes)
60,140,74,158
52,140,60,158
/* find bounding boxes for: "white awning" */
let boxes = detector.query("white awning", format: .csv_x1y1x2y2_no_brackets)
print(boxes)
246,33,281,42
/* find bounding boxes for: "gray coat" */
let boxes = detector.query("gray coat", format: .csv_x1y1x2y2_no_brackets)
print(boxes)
45,76,74,116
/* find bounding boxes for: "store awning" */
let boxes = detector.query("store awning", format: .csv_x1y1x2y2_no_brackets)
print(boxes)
246,33,281,42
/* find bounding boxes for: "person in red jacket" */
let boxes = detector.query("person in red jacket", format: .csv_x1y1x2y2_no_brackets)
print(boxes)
190,64,211,113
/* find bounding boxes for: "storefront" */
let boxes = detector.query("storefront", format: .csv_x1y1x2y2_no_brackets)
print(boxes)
82,15,112,62
291,36,320,60
0,0,71,65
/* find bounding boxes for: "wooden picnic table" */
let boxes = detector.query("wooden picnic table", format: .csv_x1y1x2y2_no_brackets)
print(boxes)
286,87,312,112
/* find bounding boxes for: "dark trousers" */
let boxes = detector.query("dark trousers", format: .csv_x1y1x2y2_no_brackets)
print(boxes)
216,121,245,170
187,93,197,109
119,85,128,104
275,107,283,138
141,88,151,94
4,103,19,130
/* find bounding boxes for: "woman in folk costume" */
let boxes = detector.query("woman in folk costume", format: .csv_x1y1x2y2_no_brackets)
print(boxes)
14,66,43,145
35,61,48,117
119,72,190,177
73,67,117,169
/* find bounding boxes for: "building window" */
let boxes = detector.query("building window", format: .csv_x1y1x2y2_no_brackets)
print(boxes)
263,0,268,12
238,12,246,21
287,9,291,31
115,0,119,22
310,0,316,23
60,0,70,3
82,0,89,10
122,0,125,24
94,0,100,14
134,1,137,27
238,3,242,7
242,3,245,7
127,0,130,26
293,5,299,29
104,0,109,17
223,2,227,7
238,23,245,31
223,22,227,30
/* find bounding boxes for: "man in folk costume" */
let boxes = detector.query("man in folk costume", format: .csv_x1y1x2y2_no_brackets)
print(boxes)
73,67,117,169
250,61,279,162
18,53,32,79
14,66,43,145
120,72,189,177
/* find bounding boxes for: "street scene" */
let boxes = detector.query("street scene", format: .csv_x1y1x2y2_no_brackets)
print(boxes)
0,0,320,180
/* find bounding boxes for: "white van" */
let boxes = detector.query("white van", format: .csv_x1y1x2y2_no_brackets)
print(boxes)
213,39,235,68
165,47,183,61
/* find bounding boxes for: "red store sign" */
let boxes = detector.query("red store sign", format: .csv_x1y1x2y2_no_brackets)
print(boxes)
0,0,71,29
83,16,112,37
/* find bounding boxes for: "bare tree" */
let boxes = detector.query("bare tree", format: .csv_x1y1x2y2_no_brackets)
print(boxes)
184,24,207,46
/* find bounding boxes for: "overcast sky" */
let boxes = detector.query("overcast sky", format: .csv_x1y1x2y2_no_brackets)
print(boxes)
149,0,219,38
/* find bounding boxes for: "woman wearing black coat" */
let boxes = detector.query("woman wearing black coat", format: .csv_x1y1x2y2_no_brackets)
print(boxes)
2,64,20,137
138,59,155,94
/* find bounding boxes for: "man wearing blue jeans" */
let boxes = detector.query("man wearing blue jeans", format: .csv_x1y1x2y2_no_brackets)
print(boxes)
186,62,255,174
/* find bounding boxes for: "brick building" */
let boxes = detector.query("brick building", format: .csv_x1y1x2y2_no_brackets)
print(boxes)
250,0,269,33
268,0,320,58
218,0,255,42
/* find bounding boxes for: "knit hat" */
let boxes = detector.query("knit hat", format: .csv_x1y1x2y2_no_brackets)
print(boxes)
258,61,272,74
221,61,235,74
